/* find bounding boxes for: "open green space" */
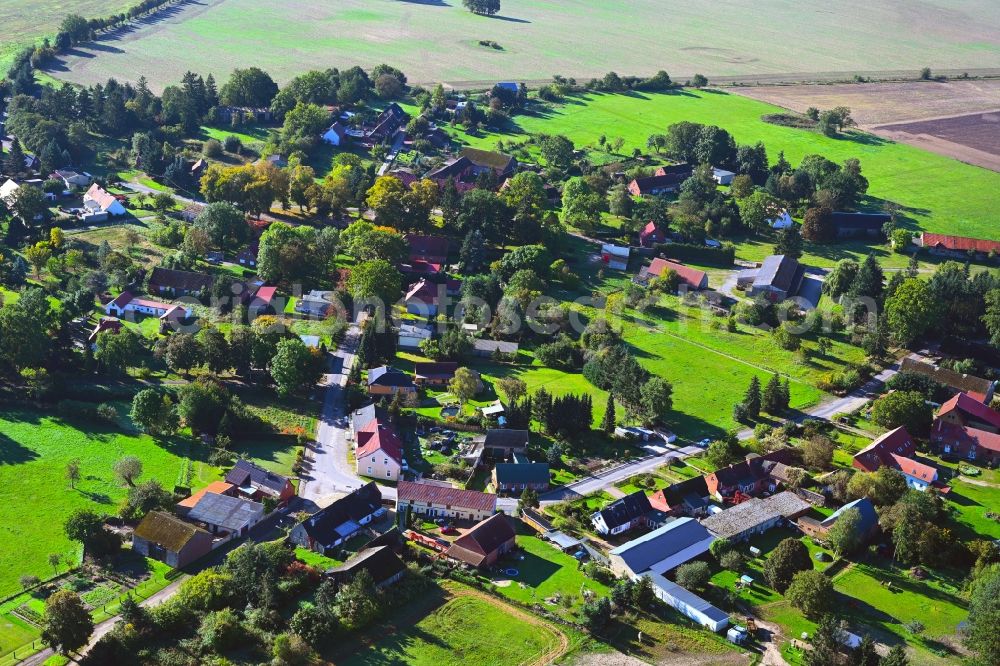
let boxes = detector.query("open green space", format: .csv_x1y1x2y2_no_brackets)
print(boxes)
339,590,561,666
444,89,1000,240
0,408,222,599
45,0,1000,90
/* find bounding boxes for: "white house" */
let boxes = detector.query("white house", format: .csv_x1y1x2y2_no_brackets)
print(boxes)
53,169,93,189
84,183,126,216
601,244,630,271
398,322,432,349
104,291,191,320
712,168,735,186
322,122,348,146
769,210,794,229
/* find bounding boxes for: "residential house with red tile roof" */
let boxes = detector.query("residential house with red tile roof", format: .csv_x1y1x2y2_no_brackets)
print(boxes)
356,417,404,481
852,426,938,491
404,234,449,265
705,449,797,500
404,279,441,316
936,392,1000,433
447,513,516,567
639,221,666,247
931,392,1000,465
637,258,708,291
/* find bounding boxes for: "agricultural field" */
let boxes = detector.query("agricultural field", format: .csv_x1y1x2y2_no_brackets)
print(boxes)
0,408,220,599
44,0,1000,90
0,0,130,68
440,89,1000,241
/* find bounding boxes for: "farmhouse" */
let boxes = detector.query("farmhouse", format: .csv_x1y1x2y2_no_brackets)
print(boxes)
472,339,519,357
639,221,667,247
83,183,126,216
648,476,711,517
492,455,549,494
396,481,496,522
132,511,214,568
224,459,295,504
405,234,449,265
852,427,938,490
899,357,996,403
356,416,404,481
290,482,386,553
704,450,797,500
935,391,1000,433
482,429,529,458
831,211,889,239
447,513,517,567
701,492,809,542
736,254,804,302
637,258,708,290
627,163,693,196
367,103,408,141
398,322,432,350
148,267,214,296
601,244,630,271
367,365,417,397
104,292,190,321
413,362,458,386
427,148,517,186
919,233,1000,260
328,546,406,589
798,497,879,543
592,490,653,535
186,492,264,537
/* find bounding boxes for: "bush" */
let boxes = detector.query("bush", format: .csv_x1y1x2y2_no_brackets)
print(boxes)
652,242,735,266
222,135,242,153
675,561,711,590
582,562,615,585
720,550,746,572
202,139,224,158
96,403,118,423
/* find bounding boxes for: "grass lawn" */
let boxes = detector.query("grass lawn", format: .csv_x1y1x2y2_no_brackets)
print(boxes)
293,547,342,570
338,586,563,666
446,89,1000,239
233,437,300,478
488,531,609,618
0,408,221,598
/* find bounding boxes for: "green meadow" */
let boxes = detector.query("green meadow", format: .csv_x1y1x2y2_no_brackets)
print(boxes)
445,89,1000,240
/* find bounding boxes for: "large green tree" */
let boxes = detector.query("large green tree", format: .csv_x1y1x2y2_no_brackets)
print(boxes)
884,278,938,346
763,538,812,593
41,590,93,655
269,338,324,397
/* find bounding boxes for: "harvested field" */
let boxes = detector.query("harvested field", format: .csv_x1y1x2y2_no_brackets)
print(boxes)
42,0,1000,90
873,111,1000,172
734,80,1000,171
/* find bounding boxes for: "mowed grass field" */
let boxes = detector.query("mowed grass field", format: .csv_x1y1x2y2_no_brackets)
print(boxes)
340,590,564,666
0,409,221,598
446,89,1000,239
46,0,1000,89
0,0,131,69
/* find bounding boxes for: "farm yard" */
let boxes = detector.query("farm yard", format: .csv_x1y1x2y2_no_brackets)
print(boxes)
43,0,1000,90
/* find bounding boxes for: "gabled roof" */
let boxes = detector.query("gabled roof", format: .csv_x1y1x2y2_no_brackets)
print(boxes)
493,462,549,485
404,279,440,305
351,403,389,435
405,234,449,261
645,258,707,289
701,498,781,539
650,476,710,511
938,392,1000,430
225,459,291,495
84,183,119,211
178,481,235,509
821,498,878,533
852,426,917,473
889,453,937,482
900,358,994,402
473,339,519,354
753,255,801,292
483,429,529,451
447,513,516,566
594,490,652,530
149,267,214,292
413,362,458,380
298,482,383,542
654,163,693,177
397,480,497,513
710,449,796,489
762,491,811,518
921,233,1000,254
629,172,687,193
187,493,263,532
933,422,1000,453
328,545,405,585
134,511,211,552
367,366,415,389
458,147,516,173
356,418,404,465
830,211,890,231
609,517,713,573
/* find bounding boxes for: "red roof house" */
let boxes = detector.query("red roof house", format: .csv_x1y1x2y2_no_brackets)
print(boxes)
853,426,938,490
639,258,708,290
920,233,1000,258
639,221,667,247
936,392,1000,433
931,421,1000,465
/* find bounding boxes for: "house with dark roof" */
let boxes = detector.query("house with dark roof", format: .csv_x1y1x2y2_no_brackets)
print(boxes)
492,455,550,494
367,366,417,397
648,476,710,517
592,491,654,535
919,233,1000,260
447,513,517,567
637,258,708,291
405,234,449,265
900,358,996,404
852,427,938,491
798,497,879,544
322,121,348,146
396,480,497,522
225,460,295,503
427,148,517,188
831,212,889,239
186,493,264,537
349,403,389,441
482,429,529,457
367,103,408,141
700,497,782,542
935,391,1000,433
473,339,519,357
413,362,458,387
627,164,693,197
639,221,667,247
736,255,804,302
289,482,386,553
148,267,214,296
704,449,797,500
327,546,406,589
132,511,214,568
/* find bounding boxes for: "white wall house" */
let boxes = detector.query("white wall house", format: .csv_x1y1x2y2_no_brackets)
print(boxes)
84,183,127,216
